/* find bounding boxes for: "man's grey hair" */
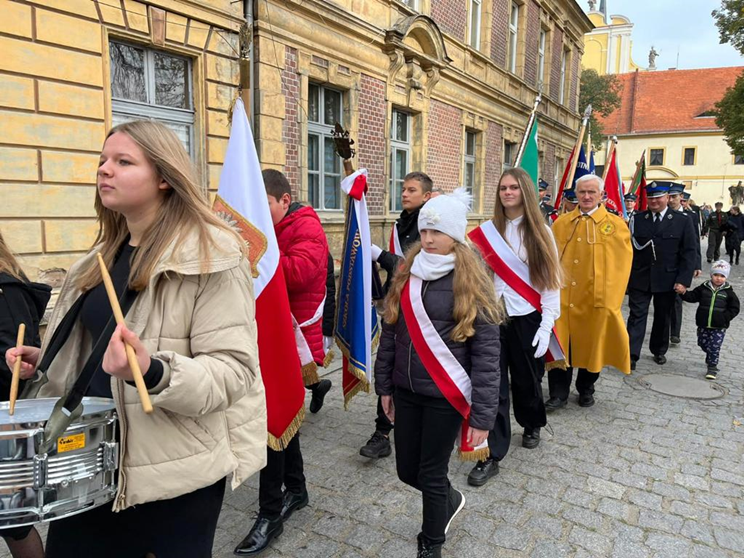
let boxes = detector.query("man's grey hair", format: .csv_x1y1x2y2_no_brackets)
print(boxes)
575,173,605,191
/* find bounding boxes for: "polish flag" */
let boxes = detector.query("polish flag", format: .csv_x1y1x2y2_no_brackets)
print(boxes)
213,99,305,450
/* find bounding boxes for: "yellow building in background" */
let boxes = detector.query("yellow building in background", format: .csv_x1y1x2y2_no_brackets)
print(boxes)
0,0,242,276
582,7,643,75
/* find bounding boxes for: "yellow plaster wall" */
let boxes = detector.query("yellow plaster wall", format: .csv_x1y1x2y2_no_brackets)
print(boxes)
0,0,242,276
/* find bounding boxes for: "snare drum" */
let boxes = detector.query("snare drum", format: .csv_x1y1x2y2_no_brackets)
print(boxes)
0,397,118,528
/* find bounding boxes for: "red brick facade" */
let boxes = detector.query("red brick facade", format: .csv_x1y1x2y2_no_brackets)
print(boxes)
549,27,564,103
357,74,387,215
427,100,463,191
484,121,503,213
570,48,580,112
523,1,541,87
491,0,509,68
542,142,557,193
282,46,300,198
431,0,467,44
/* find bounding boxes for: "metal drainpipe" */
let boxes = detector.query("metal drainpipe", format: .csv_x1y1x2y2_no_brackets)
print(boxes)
242,0,255,126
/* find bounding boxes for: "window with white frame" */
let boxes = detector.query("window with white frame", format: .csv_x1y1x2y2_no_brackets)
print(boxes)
307,84,343,211
538,29,547,87
109,41,195,156
401,0,418,9
469,0,482,50
390,110,411,213
464,131,477,196
559,49,568,105
508,2,519,73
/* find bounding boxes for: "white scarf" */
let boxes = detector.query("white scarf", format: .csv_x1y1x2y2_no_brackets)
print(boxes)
410,250,456,281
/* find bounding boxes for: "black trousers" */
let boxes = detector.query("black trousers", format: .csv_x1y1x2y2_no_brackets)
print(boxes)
670,294,683,339
259,434,306,519
627,289,676,360
486,355,511,460
46,477,226,558
375,394,394,435
707,230,724,261
548,367,599,401
393,388,462,546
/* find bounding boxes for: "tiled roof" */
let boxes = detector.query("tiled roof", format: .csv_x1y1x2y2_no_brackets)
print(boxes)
597,67,744,135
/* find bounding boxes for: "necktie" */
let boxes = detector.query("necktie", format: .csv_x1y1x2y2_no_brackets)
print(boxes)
718,213,721,226
653,212,661,232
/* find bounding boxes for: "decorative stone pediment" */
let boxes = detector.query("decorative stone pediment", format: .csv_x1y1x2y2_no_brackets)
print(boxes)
384,15,450,101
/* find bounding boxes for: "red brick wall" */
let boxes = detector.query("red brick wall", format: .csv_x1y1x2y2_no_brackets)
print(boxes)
541,142,556,195
549,27,564,103
484,121,503,214
432,0,467,43
523,1,540,87
491,0,509,68
282,46,300,198
357,74,387,215
427,100,463,191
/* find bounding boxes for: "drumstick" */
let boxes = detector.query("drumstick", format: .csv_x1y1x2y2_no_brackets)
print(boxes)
96,253,153,414
9,323,25,415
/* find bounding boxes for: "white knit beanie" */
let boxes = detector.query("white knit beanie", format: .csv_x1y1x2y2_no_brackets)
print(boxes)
711,260,731,279
418,188,472,243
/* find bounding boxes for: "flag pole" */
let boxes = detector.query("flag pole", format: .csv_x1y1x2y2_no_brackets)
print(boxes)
602,136,617,181
565,104,593,192
586,129,592,165
629,150,645,194
514,93,542,168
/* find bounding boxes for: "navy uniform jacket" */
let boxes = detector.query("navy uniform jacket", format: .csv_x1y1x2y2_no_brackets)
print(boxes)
628,209,697,293
681,208,702,269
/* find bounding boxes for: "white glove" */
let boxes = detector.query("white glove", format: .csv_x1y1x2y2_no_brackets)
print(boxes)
371,244,382,261
323,336,334,353
531,327,551,359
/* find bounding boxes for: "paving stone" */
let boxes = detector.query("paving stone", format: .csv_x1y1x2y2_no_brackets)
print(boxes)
562,506,604,531
638,509,684,534
670,500,708,521
681,521,717,546
568,526,612,555
611,539,651,558
713,527,744,554
530,540,572,558
674,472,711,491
525,515,564,540
491,524,531,551
645,533,692,558
597,497,633,521
628,489,664,511
586,476,627,499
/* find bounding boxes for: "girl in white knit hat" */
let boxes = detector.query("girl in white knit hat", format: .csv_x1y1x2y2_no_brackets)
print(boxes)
374,189,504,558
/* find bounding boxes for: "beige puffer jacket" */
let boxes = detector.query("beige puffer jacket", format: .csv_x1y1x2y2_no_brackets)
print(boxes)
36,225,267,510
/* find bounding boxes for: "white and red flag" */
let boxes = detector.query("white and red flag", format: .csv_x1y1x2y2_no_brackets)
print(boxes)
213,98,305,450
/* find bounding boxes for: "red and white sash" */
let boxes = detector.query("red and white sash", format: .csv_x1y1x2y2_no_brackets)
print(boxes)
292,297,325,385
401,276,490,461
468,220,566,367
388,223,403,256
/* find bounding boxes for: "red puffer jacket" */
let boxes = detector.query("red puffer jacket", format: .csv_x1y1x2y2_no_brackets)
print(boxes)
275,203,329,365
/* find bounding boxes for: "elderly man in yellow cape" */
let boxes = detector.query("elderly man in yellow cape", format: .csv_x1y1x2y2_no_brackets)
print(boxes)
545,174,633,411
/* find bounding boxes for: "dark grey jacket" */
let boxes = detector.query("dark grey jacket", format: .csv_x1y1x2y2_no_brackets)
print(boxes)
373,271,501,431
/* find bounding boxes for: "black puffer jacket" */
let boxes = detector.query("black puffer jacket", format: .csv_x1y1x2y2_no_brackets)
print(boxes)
374,271,501,431
680,280,740,329
0,272,51,401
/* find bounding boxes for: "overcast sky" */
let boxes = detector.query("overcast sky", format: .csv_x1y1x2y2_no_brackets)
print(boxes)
586,0,744,70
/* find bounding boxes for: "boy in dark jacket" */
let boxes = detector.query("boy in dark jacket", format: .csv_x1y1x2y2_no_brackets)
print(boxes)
677,260,740,379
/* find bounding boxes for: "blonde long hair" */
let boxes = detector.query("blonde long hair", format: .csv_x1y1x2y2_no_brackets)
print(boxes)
78,120,243,291
0,231,25,281
493,168,562,291
384,242,505,342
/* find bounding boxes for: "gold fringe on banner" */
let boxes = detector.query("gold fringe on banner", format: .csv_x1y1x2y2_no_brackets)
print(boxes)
266,406,306,451
343,378,370,410
545,358,567,371
458,446,490,462
302,362,320,387
323,349,335,368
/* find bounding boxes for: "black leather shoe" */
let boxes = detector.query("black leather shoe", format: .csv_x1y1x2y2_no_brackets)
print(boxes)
359,431,392,459
417,534,442,558
653,354,667,365
545,397,567,412
670,336,681,345
578,392,595,407
522,428,541,449
234,516,283,556
467,458,499,487
630,360,637,371
280,489,309,521
309,379,332,414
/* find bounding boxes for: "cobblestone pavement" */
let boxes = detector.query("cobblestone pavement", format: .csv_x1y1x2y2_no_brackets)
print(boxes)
4,246,744,558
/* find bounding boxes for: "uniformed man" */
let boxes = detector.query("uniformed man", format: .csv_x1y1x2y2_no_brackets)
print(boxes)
624,193,638,222
626,182,697,369
669,184,702,344
547,174,633,410
539,179,557,224
561,189,578,214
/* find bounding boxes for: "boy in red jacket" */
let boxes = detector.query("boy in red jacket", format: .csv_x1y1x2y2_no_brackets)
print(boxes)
235,170,332,556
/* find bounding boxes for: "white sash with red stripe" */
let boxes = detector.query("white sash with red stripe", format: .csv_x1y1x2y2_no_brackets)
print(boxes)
468,221,566,367
401,276,490,461
388,223,403,256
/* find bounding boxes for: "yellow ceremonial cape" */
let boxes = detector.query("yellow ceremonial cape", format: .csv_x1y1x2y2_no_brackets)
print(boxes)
552,205,633,374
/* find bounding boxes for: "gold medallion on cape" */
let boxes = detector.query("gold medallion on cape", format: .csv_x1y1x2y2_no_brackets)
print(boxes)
599,221,615,236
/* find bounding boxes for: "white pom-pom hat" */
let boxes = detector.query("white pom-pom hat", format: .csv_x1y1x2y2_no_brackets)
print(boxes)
418,187,473,243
